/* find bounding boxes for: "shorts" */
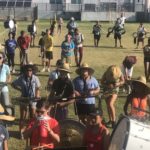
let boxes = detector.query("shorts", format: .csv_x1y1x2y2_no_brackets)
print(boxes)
45,51,53,60
94,34,100,40
144,57,150,62
114,33,121,40
76,103,95,115
138,38,144,42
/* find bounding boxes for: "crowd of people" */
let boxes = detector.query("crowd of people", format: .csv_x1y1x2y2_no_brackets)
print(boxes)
0,14,150,150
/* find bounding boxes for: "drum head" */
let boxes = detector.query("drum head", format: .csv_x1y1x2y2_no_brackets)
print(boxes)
9,20,14,29
132,32,138,38
33,25,36,32
58,119,86,147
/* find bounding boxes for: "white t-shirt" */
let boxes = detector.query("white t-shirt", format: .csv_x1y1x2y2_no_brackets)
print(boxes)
120,16,126,26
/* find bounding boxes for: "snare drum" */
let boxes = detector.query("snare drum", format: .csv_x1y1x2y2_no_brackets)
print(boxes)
109,116,150,150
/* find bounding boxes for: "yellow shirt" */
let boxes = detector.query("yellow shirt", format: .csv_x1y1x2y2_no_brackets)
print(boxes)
43,34,53,51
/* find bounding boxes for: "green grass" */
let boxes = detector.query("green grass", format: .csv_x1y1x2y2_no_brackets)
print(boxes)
0,20,147,149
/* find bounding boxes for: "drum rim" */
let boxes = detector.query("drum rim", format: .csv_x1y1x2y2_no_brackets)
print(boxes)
109,115,130,150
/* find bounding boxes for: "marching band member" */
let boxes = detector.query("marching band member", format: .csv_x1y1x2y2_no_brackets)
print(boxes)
57,17,63,35
17,30,31,66
136,23,147,49
5,32,17,73
143,38,150,81
23,100,60,149
12,64,41,139
83,109,110,150
49,63,74,121
92,21,101,47
73,63,100,125
124,76,150,121
29,20,37,47
101,65,124,128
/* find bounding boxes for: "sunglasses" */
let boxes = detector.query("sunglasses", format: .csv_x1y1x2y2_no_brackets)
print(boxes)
36,110,46,114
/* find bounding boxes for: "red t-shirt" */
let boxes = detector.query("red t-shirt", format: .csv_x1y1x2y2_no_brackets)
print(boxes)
27,116,60,149
83,125,106,150
17,35,30,50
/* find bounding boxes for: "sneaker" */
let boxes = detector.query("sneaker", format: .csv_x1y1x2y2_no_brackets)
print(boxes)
12,69,15,73
41,68,46,72
47,68,50,72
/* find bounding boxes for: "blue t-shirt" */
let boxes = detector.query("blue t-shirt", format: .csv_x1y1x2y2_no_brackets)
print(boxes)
5,39,17,54
73,76,100,104
12,74,41,98
61,41,75,57
0,125,9,150
0,64,10,92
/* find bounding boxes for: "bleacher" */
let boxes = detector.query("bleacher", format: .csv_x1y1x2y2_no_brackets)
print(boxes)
0,0,32,7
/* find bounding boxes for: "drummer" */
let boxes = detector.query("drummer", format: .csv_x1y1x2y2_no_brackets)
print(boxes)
49,63,74,121
136,23,147,49
11,64,41,139
73,63,100,124
83,109,110,150
124,76,150,121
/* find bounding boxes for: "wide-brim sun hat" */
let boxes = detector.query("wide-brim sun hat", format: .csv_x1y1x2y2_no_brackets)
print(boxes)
76,63,94,75
132,76,150,92
0,104,15,121
58,63,72,73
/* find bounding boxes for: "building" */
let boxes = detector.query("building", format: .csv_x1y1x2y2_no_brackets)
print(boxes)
0,0,149,21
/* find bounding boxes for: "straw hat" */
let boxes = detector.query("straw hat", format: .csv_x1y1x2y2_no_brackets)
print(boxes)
132,76,150,90
58,63,72,73
76,63,94,75
0,104,15,121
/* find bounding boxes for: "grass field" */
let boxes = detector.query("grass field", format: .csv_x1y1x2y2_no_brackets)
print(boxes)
0,20,148,149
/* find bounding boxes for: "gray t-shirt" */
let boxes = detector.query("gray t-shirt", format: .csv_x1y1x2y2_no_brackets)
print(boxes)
12,74,41,98
0,125,9,150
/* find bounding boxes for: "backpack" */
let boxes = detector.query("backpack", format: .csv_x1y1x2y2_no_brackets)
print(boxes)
123,56,137,69
103,65,122,83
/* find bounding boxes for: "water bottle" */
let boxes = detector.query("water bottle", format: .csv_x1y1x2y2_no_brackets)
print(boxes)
37,116,50,138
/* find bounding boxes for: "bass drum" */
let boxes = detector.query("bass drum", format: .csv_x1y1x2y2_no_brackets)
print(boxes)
109,116,150,150
4,20,14,29
58,119,86,148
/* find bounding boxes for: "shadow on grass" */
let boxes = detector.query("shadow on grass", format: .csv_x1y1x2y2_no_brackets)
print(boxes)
9,130,20,139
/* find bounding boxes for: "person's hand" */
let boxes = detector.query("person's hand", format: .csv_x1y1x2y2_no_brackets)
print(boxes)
108,84,114,89
43,120,52,133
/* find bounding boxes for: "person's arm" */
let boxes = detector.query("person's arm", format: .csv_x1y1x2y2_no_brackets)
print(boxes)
115,74,125,87
6,74,11,83
103,129,110,150
124,94,131,116
3,139,8,150
23,120,39,139
11,77,22,92
44,121,60,143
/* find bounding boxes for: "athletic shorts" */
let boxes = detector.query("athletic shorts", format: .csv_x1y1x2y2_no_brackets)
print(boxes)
45,51,53,60
114,33,121,40
138,38,144,42
76,103,95,115
94,34,101,40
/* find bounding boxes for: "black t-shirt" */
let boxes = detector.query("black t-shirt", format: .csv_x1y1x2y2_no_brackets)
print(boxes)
52,77,74,101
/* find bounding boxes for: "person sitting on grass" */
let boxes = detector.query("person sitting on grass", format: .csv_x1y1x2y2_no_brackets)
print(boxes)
0,104,15,150
23,99,60,150
83,109,110,150
124,76,150,121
